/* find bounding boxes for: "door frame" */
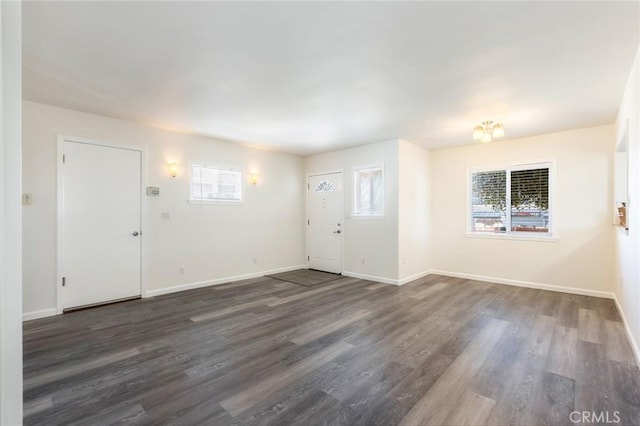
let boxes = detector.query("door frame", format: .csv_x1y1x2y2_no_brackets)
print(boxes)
56,135,148,314
306,169,344,274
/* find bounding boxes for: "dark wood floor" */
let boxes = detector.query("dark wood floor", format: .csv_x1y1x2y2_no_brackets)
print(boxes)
23,273,640,425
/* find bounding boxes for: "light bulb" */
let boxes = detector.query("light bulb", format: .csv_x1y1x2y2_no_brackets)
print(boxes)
480,132,492,143
473,125,484,140
492,123,505,138
168,162,178,178
249,172,259,185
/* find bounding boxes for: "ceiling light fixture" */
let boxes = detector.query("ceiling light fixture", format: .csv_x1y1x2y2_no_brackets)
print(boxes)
473,120,505,143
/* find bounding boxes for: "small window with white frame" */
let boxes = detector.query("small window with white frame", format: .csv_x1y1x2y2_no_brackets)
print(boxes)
469,161,554,237
190,163,242,202
354,165,384,216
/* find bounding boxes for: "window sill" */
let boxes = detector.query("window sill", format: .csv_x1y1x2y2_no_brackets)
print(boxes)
464,232,559,243
188,199,245,206
351,214,385,220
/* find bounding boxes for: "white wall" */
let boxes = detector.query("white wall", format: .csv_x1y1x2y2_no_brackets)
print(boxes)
22,101,306,317
431,125,615,296
398,140,431,281
304,140,400,282
1,1,23,423
614,46,640,361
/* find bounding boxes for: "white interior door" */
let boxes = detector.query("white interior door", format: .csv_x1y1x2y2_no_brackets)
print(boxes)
308,172,343,274
60,139,142,311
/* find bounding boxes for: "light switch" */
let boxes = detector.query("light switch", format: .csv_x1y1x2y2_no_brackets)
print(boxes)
161,212,171,220
22,193,32,205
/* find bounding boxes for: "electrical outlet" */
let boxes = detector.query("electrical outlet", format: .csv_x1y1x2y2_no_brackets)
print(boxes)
253,258,258,264
161,212,171,220
361,259,366,265
22,193,32,205
178,267,184,275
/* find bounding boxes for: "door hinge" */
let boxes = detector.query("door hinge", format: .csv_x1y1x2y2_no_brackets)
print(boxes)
307,219,309,225
307,183,310,190
62,154,66,164
62,277,66,287
307,256,309,261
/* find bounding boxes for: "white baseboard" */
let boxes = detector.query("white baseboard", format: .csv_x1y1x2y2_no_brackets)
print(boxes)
429,270,615,299
144,264,307,298
341,270,432,286
23,308,57,321
424,270,638,367
397,270,433,285
613,294,640,367
342,271,401,285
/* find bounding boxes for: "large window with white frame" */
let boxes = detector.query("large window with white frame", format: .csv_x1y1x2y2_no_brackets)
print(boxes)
353,165,384,216
190,163,242,202
469,162,554,236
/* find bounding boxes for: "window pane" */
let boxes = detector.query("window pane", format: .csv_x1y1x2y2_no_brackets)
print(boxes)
354,167,383,215
359,170,371,212
472,170,507,233
191,164,241,201
371,169,383,213
217,170,241,200
510,168,549,233
315,180,335,192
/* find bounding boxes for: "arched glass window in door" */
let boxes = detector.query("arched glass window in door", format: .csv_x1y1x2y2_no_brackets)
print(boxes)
315,180,335,192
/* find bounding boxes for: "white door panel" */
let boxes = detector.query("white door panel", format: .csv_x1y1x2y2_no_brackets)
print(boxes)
308,173,342,274
61,140,142,310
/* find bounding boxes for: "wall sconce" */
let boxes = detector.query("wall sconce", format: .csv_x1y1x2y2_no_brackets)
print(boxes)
168,162,178,178
249,172,259,185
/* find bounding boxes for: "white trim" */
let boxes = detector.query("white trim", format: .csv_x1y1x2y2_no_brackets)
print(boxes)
144,264,307,297
1,3,24,421
352,163,385,217
342,270,401,286
188,199,246,206
397,270,433,285
57,134,145,153
188,161,244,203
141,147,149,307
467,159,557,238
306,170,344,274
56,140,63,314
22,265,308,320
347,215,386,220
343,269,431,286
613,294,640,368
430,269,615,299
308,169,344,178
22,308,57,322
468,158,558,173
613,118,630,230
464,232,560,243
56,135,147,314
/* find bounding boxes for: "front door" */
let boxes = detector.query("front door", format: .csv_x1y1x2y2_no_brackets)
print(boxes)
60,139,142,311
308,172,343,274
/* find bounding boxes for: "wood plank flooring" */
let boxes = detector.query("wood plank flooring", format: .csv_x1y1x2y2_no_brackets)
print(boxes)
23,273,640,425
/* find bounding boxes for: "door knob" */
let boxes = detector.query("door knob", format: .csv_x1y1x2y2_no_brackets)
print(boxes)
333,230,341,234
132,231,140,237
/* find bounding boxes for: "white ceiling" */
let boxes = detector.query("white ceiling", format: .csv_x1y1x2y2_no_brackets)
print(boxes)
23,1,639,155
